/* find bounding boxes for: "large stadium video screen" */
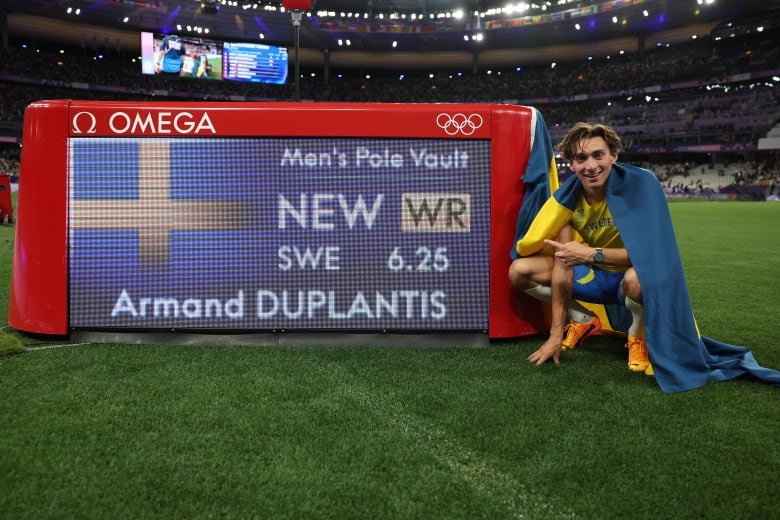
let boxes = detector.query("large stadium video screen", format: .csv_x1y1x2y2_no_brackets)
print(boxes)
141,32,224,80
67,137,491,331
141,32,288,84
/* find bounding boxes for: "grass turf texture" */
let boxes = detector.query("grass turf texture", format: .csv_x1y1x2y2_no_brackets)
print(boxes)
1,200,778,519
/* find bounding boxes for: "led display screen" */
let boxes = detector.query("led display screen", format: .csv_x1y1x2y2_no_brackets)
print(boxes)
68,137,491,331
141,32,224,79
222,42,288,84
141,32,288,84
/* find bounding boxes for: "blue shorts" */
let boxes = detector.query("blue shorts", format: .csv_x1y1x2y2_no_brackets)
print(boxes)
571,265,625,304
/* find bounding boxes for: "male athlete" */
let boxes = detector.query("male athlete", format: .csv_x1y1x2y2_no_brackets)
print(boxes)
509,122,650,374
509,121,780,392
155,34,186,75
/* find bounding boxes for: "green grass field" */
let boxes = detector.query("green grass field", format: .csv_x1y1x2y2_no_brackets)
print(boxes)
1,199,779,519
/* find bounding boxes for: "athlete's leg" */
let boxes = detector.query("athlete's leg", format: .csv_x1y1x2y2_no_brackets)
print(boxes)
620,267,642,303
509,257,593,320
508,256,553,291
620,268,644,337
620,268,651,373
511,258,599,348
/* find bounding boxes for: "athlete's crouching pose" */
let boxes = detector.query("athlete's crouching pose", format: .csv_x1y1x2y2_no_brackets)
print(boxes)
509,122,652,374
510,119,780,392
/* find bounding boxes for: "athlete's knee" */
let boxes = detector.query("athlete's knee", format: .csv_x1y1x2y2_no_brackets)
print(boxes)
509,255,555,291
509,259,529,290
621,268,642,302
509,258,543,291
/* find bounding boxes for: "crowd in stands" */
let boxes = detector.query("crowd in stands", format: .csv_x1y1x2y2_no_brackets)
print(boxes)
646,159,778,199
0,148,19,176
1,19,779,196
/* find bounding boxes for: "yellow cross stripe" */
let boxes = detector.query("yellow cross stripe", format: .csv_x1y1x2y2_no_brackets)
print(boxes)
69,140,246,264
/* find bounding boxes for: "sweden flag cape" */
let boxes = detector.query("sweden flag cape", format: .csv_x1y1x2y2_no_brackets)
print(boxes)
510,109,561,262
514,161,780,392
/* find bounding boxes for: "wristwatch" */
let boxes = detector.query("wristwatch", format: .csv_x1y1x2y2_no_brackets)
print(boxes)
593,247,605,263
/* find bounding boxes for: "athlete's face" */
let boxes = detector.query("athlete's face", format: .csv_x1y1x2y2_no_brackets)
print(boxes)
568,136,617,194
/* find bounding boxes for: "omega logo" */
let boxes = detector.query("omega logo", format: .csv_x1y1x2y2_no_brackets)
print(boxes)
72,112,98,134
71,111,217,135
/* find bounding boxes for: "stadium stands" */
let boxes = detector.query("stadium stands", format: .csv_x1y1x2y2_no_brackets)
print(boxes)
0,10,778,193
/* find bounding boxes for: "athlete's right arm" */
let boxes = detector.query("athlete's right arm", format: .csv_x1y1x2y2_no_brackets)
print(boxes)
527,225,573,366
548,224,574,339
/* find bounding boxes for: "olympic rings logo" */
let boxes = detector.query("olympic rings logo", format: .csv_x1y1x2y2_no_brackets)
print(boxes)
436,113,483,136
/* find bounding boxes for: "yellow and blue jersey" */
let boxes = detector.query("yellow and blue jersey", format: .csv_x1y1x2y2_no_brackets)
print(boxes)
570,197,626,273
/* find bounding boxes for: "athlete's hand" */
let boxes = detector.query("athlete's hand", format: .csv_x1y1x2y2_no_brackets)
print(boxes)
544,238,592,267
527,336,562,366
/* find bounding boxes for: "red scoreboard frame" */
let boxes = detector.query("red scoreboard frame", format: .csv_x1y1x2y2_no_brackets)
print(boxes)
9,101,546,343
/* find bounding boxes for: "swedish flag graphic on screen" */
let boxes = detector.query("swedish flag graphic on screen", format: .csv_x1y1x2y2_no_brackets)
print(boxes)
68,137,492,331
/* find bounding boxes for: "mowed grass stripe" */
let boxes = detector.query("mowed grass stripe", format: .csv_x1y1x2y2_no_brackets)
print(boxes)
312,359,575,519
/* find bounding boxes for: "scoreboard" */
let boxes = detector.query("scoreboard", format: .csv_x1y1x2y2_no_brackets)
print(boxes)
222,42,288,84
9,102,548,345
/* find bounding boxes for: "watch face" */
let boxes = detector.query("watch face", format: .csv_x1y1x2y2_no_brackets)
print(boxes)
595,250,605,263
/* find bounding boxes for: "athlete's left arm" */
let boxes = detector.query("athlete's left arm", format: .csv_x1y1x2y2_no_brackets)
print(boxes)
543,239,632,267
588,246,631,267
